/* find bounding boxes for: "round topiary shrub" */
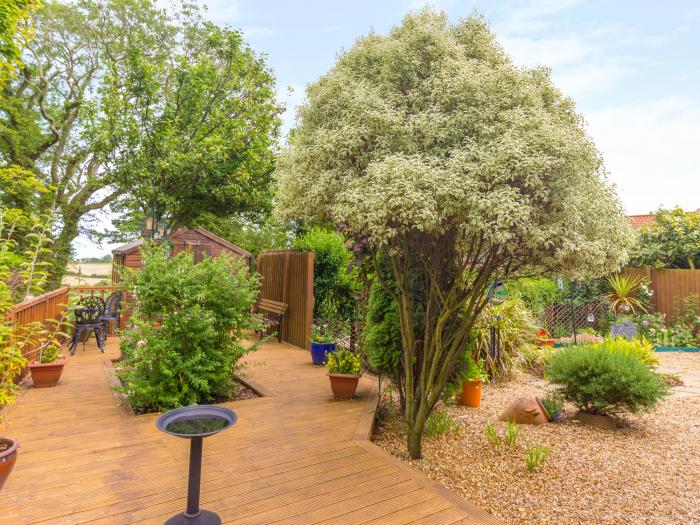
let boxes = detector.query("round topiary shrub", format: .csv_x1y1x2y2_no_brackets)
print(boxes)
545,344,669,415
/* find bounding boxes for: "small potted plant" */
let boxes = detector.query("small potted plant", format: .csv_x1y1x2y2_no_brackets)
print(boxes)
538,392,566,422
0,344,25,490
326,349,362,399
310,325,336,365
535,329,555,347
457,356,488,408
28,319,69,388
607,273,646,340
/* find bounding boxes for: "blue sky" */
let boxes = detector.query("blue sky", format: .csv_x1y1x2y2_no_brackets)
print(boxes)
77,0,700,256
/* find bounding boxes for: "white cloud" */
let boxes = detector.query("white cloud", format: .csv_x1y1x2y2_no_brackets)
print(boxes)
586,98,700,214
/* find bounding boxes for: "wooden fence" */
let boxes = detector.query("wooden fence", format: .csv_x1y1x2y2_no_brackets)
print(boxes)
625,268,700,319
256,250,314,350
7,287,70,373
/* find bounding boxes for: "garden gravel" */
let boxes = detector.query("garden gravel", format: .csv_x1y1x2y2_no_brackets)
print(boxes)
373,352,700,525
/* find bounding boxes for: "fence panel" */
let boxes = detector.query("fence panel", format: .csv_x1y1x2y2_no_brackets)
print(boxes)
256,250,314,350
7,287,70,375
625,268,700,319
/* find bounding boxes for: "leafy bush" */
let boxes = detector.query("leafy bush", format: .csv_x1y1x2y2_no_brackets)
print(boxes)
292,227,358,320
508,278,564,319
326,349,361,375
545,344,669,415
364,278,402,375
118,243,259,412
472,297,539,380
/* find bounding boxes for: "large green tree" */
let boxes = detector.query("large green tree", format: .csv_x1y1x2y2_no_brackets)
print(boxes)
104,10,281,238
1,0,280,287
276,10,633,458
0,0,171,286
629,208,700,269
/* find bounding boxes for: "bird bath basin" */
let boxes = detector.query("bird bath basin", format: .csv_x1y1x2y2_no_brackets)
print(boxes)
156,405,236,525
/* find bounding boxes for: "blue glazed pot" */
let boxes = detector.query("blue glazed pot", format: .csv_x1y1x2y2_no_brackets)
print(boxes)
310,342,336,365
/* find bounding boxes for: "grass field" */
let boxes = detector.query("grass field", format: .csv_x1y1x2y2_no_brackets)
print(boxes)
62,262,111,286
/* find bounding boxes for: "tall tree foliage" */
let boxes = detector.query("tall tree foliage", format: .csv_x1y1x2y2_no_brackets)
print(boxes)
105,9,281,238
0,0,172,286
629,208,700,269
0,0,39,86
276,10,633,458
0,0,280,287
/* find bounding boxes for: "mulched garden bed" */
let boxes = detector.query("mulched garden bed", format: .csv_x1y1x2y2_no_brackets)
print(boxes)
373,353,700,525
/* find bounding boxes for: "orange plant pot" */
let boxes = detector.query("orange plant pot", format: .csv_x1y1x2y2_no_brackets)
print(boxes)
536,338,555,347
457,380,482,408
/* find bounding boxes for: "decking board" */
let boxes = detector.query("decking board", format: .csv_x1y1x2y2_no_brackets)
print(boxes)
0,337,501,525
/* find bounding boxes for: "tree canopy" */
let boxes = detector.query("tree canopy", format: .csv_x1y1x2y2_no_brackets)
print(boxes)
275,10,633,458
1,0,280,286
105,7,281,238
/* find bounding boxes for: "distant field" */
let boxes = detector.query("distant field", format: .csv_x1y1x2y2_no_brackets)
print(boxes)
62,262,112,286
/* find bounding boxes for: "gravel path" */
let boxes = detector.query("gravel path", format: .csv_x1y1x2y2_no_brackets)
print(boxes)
373,353,700,525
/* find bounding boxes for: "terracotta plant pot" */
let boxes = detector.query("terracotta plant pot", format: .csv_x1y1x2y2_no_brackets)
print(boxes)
536,338,555,347
457,380,483,408
0,437,19,491
500,395,549,425
328,373,361,400
29,356,68,388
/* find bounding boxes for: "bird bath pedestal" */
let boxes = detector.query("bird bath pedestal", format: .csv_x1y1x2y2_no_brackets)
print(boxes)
156,405,237,525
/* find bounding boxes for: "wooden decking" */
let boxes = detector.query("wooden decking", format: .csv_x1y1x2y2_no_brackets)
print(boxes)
0,337,501,525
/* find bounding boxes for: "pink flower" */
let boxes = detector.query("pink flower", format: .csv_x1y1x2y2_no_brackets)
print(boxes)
643,320,649,326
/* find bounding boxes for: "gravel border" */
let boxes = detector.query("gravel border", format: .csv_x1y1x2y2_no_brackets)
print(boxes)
373,353,700,525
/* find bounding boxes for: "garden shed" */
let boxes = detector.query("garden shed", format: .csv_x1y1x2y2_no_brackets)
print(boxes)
111,227,252,282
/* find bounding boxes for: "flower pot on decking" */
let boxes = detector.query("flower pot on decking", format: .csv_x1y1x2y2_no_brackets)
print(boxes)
28,356,68,388
0,437,18,491
328,373,361,399
310,342,336,365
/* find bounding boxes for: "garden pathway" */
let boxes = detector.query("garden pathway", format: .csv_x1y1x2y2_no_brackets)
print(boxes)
0,337,501,525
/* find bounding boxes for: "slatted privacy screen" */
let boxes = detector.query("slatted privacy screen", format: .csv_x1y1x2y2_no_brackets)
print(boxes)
624,268,700,319
256,250,314,350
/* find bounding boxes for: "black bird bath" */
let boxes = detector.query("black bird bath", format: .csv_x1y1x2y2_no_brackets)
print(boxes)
157,405,237,525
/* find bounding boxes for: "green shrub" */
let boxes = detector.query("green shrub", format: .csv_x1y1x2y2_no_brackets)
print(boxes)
118,243,259,412
545,344,669,415
364,279,402,379
597,336,659,368
292,227,358,320
508,278,564,318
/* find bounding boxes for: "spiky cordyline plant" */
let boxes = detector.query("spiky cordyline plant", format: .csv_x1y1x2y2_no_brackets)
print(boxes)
606,273,647,315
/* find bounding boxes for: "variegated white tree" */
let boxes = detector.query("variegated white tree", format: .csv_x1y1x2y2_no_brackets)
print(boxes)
276,10,633,458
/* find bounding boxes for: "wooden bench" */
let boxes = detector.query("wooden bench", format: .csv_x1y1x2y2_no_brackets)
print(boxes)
253,298,288,342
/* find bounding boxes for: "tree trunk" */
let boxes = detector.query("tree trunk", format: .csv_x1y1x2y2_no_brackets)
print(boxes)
407,426,423,459
48,218,79,290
